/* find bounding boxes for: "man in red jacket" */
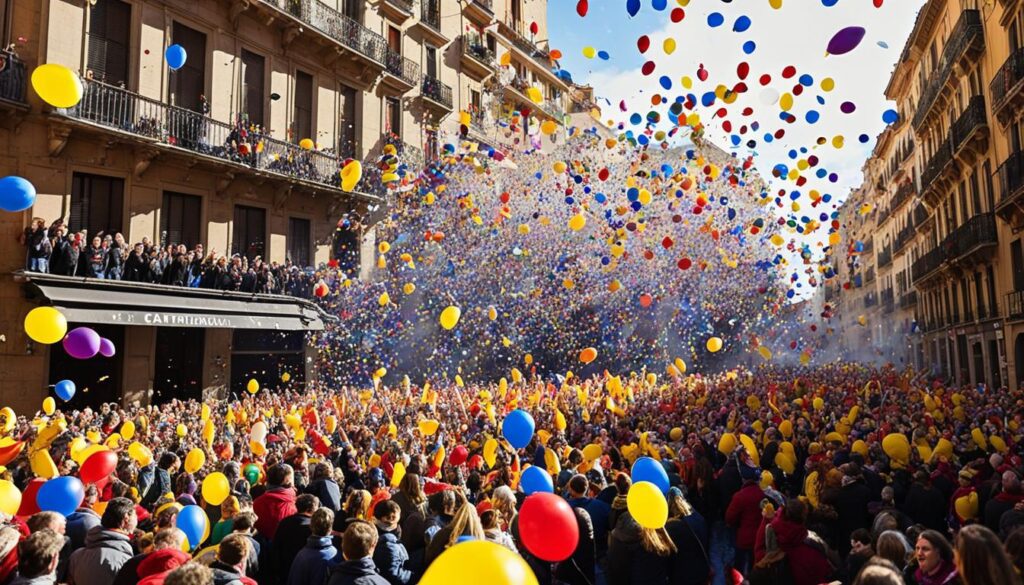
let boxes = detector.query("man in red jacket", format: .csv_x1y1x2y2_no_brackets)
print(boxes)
725,463,764,576
253,464,298,541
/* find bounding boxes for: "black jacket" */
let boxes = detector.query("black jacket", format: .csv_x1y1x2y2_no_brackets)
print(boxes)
327,557,390,585
271,513,312,585
835,479,872,555
554,507,596,585
608,512,671,585
665,515,711,585
123,251,149,281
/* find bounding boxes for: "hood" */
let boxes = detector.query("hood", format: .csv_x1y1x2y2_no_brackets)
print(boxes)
138,548,191,578
260,487,296,504
770,516,808,552
85,527,132,553
305,535,335,550
336,557,378,577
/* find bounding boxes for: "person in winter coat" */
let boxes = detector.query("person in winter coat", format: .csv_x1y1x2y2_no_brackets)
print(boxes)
123,243,150,282
287,507,340,585
725,467,765,575
327,521,390,585
754,498,834,585
907,530,961,585
210,535,258,585
67,498,138,585
306,462,343,513
371,501,412,585
554,506,596,585
113,528,186,585
272,493,319,584
904,471,949,533
607,510,676,585
106,233,126,280
983,471,1024,534
392,474,427,538
84,236,106,278
23,218,52,272
253,464,299,541
66,485,102,550
142,454,179,510
567,473,611,566
835,463,872,557
665,488,711,585
10,528,64,585
424,502,485,569
161,251,190,287
134,546,191,585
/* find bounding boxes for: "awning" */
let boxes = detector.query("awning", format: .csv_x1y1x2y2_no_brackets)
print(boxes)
17,271,332,331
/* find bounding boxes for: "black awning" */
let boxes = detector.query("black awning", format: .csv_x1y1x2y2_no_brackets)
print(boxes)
17,271,330,331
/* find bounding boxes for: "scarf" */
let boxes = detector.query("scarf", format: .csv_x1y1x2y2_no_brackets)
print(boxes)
914,560,959,585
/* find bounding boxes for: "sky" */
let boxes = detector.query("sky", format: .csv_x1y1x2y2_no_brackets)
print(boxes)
545,0,927,297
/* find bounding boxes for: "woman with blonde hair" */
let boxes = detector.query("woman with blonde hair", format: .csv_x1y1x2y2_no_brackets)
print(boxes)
335,489,372,533
608,501,678,584
422,502,485,568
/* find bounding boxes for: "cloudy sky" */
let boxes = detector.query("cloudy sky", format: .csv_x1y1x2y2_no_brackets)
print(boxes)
546,0,927,294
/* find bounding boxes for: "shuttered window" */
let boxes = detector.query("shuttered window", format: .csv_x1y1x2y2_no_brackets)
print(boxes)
71,173,124,237
87,0,131,85
161,192,201,248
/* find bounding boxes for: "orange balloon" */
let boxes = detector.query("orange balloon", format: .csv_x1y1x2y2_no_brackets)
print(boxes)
639,294,653,308
579,347,598,364
549,49,563,60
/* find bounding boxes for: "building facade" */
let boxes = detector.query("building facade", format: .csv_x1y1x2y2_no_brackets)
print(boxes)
0,0,587,411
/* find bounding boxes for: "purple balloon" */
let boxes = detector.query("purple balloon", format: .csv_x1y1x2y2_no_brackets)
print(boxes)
62,327,101,359
827,26,866,56
98,337,116,358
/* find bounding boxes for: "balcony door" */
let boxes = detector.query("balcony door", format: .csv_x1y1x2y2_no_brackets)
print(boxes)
241,49,265,127
87,0,131,86
161,191,202,249
233,205,265,261
71,172,124,237
339,85,357,158
170,22,206,112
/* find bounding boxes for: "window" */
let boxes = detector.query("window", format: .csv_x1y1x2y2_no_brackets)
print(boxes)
425,46,437,78
71,173,124,237
425,129,438,162
385,97,401,136
388,26,401,52
969,169,982,215
987,265,998,312
512,0,521,26
241,49,265,126
974,273,984,317
984,160,995,210
1013,239,1024,291
233,205,266,261
87,0,131,86
170,22,207,112
288,217,311,267
470,89,481,113
161,191,201,248
294,70,314,144
339,85,357,158
341,0,359,20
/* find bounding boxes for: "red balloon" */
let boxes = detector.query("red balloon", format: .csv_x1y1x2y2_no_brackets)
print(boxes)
80,450,117,485
17,478,45,517
641,61,656,76
518,493,579,561
637,35,650,54
529,21,538,35
639,293,653,308
449,445,469,467
576,0,588,17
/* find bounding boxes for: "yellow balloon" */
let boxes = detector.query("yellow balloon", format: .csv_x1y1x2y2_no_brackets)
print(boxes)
526,86,544,104
120,420,135,441
31,64,84,108
184,448,206,474
24,307,67,345
541,120,557,135
780,93,794,112
706,337,723,353
202,472,230,506
488,306,498,321
418,419,440,436
246,379,259,395
74,444,107,466
420,540,538,585
627,481,668,529
30,449,58,479
582,443,602,462
770,0,783,8
403,283,416,295
812,397,824,411
663,38,676,55
439,306,461,330
0,480,21,516
583,46,596,59
391,461,407,488
569,214,586,231
483,438,499,467
128,441,154,467
42,397,55,416
882,433,910,467
299,138,315,150
340,160,363,192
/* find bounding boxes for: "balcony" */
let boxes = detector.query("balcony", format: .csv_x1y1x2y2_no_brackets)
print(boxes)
996,149,1024,228
257,0,387,73
891,181,914,212
991,47,1024,125
56,79,381,202
913,9,984,130
420,75,453,112
882,288,895,314
413,0,449,46
920,137,954,202
864,294,879,308
900,290,918,309
380,0,414,23
913,203,931,227
380,49,420,93
895,223,915,254
497,20,566,88
946,212,998,264
464,0,495,25
912,245,946,284
1008,290,1024,320
951,95,989,162
0,52,28,110
865,266,876,284
878,246,893,269
503,76,564,122
460,34,497,80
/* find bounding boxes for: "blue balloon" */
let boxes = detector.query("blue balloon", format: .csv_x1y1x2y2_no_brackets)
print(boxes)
626,0,641,17
37,477,84,516
0,176,36,212
632,457,670,494
659,76,672,90
55,379,76,402
882,109,899,124
652,0,667,10
176,504,208,548
742,41,757,55
733,15,752,32
520,465,554,495
502,409,535,450
707,12,724,27
165,44,187,71
597,50,610,60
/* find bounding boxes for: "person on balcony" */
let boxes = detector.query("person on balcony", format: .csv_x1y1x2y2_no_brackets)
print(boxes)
23,218,52,273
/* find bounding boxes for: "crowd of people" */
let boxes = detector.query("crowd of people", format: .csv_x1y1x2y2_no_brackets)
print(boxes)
1,364,1024,585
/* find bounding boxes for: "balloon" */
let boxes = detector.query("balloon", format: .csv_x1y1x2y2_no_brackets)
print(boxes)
80,449,117,484
579,347,598,364
341,160,362,192
582,46,596,59
626,0,640,17
17,479,45,516
0,176,36,212
520,465,553,494
245,378,259,394
98,338,116,358
582,444,602,462
24,307,67,344
631,457,670,494
120,421,135,441
449,445,469,467
244,463,261,486
576,0,588,17
299,138,315,150
483,438,499,467
568,214,586,231
176,504,208,549
176,424,187,438
518,493,579,561
250,421,268,444
526,86,544,104
540,120,557,135
882,433,910,467
0,480,20,516
503,409,535,449
128,441,154,467
826,26,866,56
706,337,723,353
390,461,406,488
184,448,206,474
42,397,55,416
62,327,101,359
37,476,83,516
55,379,76,402
31,64,83,108
439,306,461,330
165,44,187,70
420,540,538,585
627,481,668,529
418,419,440,436
202,472,230,506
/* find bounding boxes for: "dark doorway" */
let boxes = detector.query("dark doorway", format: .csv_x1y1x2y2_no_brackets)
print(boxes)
230,330,305,396
153,328,204,404
333,225,360,274
170,22,206,112
161,191,201,249
990,339,1002,390
71,173,124,237
232,205,266,261
87,0,131,86
956,334,969,385
1016,334,1024,389
47,324,124,408
971,342,984,387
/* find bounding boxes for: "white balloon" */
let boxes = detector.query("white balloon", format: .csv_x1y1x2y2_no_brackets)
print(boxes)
759,88,780,106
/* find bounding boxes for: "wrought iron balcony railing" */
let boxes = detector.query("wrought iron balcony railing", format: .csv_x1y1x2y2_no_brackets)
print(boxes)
912,245,945,282
951,95,987,153
63,79,350,192
878,246,893,268
384,50,420,87
946,212,998,259
1008,290,1024,320
997,149,1024,209
921,137,953,191
899,290,918,309
421,0,442,31
0,52,27,105
913,9,983,129
421,75,453,109
891,181,914,211
462,33,496,65
261,0,387,65
991,46,1024,114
